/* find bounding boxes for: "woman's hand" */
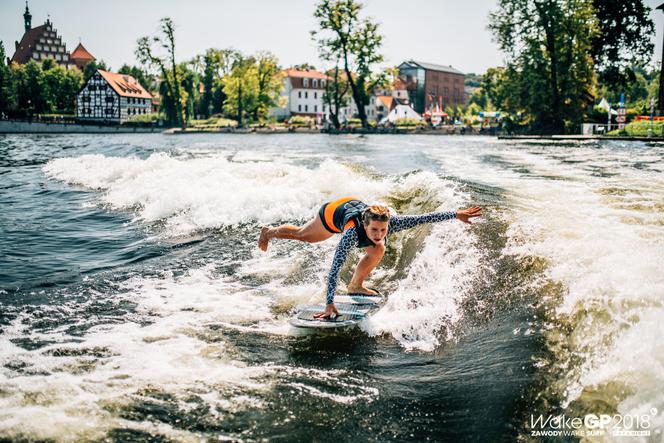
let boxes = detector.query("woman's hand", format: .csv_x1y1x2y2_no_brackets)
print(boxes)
313,303,340,320
456,206,483,224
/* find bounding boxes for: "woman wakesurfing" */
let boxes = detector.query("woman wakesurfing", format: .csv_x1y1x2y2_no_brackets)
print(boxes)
258,197,482,319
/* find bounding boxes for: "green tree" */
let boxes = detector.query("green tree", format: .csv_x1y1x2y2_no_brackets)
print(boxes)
200,48,241,117
13,61,50,115
253,51,282,121
0,42,17,114
489,0,598,133
136,17,185,127
590,0,654,90
118,64,155,92
312,0,384,128
222,56,258,127
323,62,350,130
83,59,109,81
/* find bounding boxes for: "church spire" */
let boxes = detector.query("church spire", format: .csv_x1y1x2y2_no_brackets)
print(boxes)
23,1,32,32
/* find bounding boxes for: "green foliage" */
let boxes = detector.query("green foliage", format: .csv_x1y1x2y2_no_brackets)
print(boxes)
489,0,598,133
608,120,664,136
288,115,315,127
127,112,161,124
464,73,482,88
118,64,155,92
199,48,240,118
312,0,384,128
136,17,185,127
591,0,655,90
83,60,109,81
323,64,350,130
394,118,422,127
222,52,282,126
0,41,17,113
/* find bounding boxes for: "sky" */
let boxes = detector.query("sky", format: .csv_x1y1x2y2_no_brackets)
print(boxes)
1,0,663,75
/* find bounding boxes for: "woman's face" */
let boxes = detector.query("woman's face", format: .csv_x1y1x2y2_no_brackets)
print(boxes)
364,220,389,243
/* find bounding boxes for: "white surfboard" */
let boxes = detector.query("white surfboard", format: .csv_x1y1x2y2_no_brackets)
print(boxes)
289,292,384,329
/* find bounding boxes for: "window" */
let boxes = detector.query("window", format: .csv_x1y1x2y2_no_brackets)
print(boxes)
106,96,114,104
305,91,308,99
314,92,317,99
298,91,301,98
298,104,301,111
305,105,308,112
33,53,39,60
303,78,309,87
105,108,113,115
314,105,317,112
321,80,326,87
313,79,318,87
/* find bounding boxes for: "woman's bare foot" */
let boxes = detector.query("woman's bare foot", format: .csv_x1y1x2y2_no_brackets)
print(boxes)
258,227,271,251
346,284,378,296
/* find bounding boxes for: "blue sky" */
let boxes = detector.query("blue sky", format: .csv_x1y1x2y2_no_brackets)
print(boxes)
1,0,663,75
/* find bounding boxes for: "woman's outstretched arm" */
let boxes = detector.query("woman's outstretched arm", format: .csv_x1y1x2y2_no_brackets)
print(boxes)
388,206,482,234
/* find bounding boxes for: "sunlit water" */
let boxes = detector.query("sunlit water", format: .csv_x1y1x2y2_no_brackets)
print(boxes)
1,134,662,442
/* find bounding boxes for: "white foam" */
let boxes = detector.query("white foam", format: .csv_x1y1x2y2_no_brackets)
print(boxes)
428,140,664,428
44,153,392,236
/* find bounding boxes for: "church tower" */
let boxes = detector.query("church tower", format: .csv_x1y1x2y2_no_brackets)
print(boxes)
23,1,32,32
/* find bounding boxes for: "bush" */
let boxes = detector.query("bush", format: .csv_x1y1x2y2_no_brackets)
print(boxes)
607,120,664,136
127,113,161,124
288,116,314,127
189,116,237,129
395,117,423,127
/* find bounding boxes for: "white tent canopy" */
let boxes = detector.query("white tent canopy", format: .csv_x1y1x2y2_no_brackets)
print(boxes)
380,105,422,124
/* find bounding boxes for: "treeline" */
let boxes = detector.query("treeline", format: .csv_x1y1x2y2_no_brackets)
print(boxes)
483,0,656,134
135,17,282,127
0,42,84,116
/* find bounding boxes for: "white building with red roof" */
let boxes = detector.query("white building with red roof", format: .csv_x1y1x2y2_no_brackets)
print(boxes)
270,68,329,123
76,70,153,123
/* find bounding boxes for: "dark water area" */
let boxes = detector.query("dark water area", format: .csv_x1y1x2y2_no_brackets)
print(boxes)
1,134,662,442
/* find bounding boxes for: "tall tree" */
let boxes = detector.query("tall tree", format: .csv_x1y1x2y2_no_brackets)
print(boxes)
253,51,282,121
590,0,654,90
323,61,350,130
136,17,185,127
0,42,17,114
222,56,258,127
312,0,384,128
489,0,598,133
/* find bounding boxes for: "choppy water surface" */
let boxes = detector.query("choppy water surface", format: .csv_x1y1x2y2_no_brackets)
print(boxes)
1,134,662,442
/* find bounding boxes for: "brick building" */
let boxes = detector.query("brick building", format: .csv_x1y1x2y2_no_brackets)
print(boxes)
8,1,95,70
397,60,465,114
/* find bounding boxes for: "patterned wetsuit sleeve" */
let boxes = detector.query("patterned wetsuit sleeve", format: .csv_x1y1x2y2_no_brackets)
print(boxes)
326,228,359,304
388,211,457,235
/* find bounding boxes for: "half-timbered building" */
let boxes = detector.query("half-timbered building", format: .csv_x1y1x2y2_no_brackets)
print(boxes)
76,70,153,123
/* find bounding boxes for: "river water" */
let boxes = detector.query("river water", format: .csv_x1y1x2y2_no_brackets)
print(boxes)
0,134,662,442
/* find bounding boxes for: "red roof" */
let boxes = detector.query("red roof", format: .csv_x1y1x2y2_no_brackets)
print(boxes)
377,95,394,110
10,24,49,64
282,68,329,79
97,70,153,99
70,43,95,61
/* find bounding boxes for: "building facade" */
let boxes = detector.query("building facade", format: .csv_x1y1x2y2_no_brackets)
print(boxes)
397,60,465,114
77,70,152,123
270,68,329,123
9,2,95,69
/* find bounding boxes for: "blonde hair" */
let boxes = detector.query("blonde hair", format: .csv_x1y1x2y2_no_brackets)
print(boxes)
362,205,390,225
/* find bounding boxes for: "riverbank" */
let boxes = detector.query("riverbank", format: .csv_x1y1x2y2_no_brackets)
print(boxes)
0,120,161,134
498,134,664,142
